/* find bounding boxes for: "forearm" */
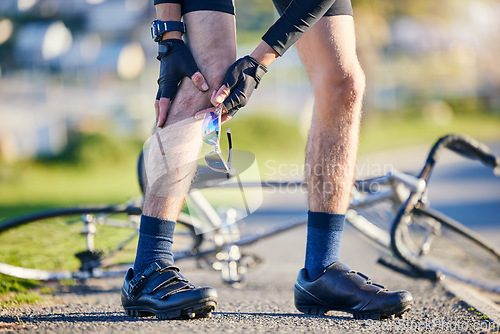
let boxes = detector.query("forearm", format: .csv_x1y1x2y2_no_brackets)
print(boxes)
155,2,183,40
262,0,336,56
250,41,279,67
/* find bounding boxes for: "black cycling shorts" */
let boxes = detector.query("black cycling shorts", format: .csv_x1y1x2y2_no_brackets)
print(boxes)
182,0,235,15
272,0,353,16
179,0,351,17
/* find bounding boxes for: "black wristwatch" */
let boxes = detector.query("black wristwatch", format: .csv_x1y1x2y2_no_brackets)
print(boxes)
151,20,185,42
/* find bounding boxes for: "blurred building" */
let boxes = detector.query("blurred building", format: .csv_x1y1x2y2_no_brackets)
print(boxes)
0,0,155,160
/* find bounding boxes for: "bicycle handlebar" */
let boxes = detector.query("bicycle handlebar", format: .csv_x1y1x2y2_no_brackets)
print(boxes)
425,134,500,176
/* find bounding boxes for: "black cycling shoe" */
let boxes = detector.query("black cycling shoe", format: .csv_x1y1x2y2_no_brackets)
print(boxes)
121,260,217,320
294,262,413,320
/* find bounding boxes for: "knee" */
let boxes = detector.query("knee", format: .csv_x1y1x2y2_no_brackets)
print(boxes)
171,54,235,114
314,64,365,107
342,67,365,104
205,55,237,89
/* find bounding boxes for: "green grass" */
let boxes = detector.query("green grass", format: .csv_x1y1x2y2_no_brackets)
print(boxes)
359,111,500,154
0,132,143,220
0,274,42,308
0,275,39,294
0,290,43,308
0,216,135,270
220,113,307,165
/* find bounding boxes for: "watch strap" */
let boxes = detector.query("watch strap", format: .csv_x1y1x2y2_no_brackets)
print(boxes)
151,20,185,42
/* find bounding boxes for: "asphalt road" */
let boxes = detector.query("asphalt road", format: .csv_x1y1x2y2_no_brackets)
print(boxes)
0,226,496,333
0,142,499,333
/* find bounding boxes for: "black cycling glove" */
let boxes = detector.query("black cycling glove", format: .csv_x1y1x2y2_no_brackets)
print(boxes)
156,39,200,100
221,56,268,117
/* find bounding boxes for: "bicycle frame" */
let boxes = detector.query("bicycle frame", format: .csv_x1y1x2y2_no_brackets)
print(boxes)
185,132,500,286
76,134,500,287
2,134,497,285
175,169,425,284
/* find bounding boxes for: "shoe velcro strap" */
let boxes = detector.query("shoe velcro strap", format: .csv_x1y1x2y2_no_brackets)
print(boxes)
128,261,179,298
146,270,191,295
128,262,163,296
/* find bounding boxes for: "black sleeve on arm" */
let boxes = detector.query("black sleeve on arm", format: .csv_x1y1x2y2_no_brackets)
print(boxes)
154,0,182,5
262,0,336,56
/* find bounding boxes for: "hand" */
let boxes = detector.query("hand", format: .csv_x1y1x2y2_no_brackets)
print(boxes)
195,105,233,124
211,56,268,118
155,39,209,127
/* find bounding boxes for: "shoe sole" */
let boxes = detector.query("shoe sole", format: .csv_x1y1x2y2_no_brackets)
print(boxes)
297,302,412,320
124,298,217,320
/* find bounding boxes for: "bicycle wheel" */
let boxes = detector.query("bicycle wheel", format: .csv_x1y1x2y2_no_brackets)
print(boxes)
0,206,201,281
137,150,146,195
347,192,400,250
392,207,500,292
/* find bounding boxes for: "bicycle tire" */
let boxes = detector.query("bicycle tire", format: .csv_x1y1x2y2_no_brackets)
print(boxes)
391,206,500,292
137,150,146,195
0,206,202,281
346,193,400,250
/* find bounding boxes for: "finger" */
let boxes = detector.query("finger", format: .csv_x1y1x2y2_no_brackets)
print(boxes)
157,97,171,128
154,99,160,123
194,106,217,120
191,71,209,92
211,85,231,106
223,89,246,114
220,103,229,115
221,113,232,124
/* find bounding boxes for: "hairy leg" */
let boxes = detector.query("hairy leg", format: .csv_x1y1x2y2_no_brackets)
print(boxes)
293,18,414,317
143,11,237,220
296,15,365,214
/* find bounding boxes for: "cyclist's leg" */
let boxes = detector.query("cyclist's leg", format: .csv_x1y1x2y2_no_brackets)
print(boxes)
143,11,237,220
294,15,364,280
122,9,236,320
296,15,364,214
293,15,413,319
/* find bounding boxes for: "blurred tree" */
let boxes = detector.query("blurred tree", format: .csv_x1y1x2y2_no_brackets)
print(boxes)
234,0,275,43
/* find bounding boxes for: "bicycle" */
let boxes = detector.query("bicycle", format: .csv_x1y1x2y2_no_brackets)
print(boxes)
0,134,498,293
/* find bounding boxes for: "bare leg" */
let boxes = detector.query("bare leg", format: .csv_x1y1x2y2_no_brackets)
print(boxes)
121,11,236,320
143,11,237,220
293,16,413,320
295,15,365,214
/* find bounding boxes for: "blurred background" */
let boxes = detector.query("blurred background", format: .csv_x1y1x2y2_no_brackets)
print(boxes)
0,0,499,307
0,0,499,217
